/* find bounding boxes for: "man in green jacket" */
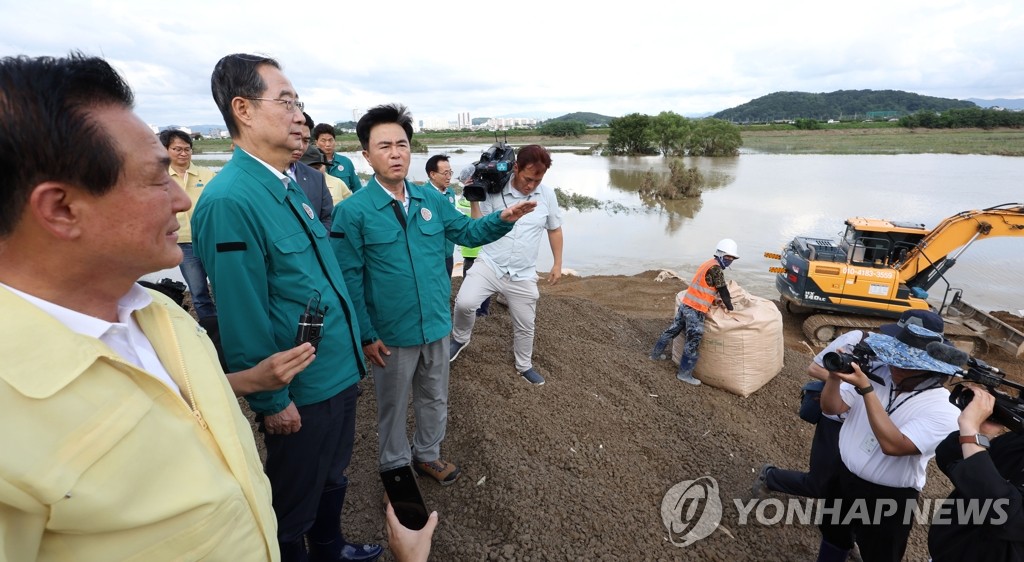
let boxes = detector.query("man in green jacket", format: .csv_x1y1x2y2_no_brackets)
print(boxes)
315,122,363,193
193,54,380,562
330,104,535,485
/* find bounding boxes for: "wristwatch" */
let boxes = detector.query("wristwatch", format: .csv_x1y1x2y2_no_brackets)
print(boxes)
855,384,874,396
958,434,991,448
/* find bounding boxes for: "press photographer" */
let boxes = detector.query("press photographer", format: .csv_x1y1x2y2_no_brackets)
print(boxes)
925,346,1024,562
817,323,962,562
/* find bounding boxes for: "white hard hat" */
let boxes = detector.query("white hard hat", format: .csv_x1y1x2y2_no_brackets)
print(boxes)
715,238,739,259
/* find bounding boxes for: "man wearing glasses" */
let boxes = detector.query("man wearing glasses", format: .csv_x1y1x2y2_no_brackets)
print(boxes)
157,129,221,359
192,54,381,562
423,154,457,277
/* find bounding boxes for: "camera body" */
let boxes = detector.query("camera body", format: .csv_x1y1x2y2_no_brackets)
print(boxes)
948,357,1024,433
463,142,516,202
822,341,876,374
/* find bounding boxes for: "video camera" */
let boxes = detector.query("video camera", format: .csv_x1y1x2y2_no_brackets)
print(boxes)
948,355,1024,433
463,139,516,202
822,341,876,374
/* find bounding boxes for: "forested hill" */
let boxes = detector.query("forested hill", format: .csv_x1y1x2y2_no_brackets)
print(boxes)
713,90,976,122
544,112,615,126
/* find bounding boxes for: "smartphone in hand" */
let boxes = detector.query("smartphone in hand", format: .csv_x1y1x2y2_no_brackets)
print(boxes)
380,464,430,530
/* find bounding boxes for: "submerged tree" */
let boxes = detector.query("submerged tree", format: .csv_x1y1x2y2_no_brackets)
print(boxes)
649,111,692,156
607,113,656,155
687,118,741,156
638,159,704,199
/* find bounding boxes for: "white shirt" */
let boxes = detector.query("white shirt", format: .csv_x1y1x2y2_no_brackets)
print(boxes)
377,178,410,215
837,365,960,490
479,180,562,281
245,147,291,191
0,282,180,393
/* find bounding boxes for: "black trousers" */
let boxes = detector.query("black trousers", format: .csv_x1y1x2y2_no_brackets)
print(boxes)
767,417,843,498
262,385,359,542
819,463,920,562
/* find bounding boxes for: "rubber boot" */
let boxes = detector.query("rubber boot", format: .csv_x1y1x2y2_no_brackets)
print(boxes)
197,315,228,371
649,338,669,360
815,539,850,562
306,485,382,562
676,355,701,385
279,538,309,562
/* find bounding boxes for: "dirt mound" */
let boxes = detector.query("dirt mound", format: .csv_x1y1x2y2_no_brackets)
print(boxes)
332,273,1021,560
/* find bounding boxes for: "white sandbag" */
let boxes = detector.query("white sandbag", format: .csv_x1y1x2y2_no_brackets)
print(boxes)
671,280,784,397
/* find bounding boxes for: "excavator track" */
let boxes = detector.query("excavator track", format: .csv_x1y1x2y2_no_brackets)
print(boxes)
801,313,985,355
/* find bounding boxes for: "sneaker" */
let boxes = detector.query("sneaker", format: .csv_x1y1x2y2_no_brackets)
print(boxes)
752,463,775,498
519,368,546,385
649,352,667,361
676,372,702,385
340,542,384,562
413,458,462,486
449,339,467,363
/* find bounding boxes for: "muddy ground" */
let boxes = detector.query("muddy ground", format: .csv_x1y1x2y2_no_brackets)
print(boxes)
249,271,1021,561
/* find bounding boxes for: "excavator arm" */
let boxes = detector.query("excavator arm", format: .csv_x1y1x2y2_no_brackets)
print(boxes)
895,203,1024,292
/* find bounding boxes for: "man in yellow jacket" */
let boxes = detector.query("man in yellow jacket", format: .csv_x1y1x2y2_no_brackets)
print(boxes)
0,53,279,561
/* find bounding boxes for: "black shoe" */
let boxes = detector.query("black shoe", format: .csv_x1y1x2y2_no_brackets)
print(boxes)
340,542,383,562
752,463,775,498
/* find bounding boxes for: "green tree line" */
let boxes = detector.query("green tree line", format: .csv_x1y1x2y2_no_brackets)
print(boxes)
605,112,741,156
899,107,1024,129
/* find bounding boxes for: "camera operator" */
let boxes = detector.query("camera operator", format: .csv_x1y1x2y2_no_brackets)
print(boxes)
449,145,564,386
817,323,961,562
928,383,1024,562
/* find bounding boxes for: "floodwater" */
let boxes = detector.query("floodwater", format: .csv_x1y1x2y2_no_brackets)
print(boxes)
187,148,1023,313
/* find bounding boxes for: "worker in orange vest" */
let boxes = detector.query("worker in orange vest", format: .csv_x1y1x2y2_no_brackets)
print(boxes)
648,239,739,385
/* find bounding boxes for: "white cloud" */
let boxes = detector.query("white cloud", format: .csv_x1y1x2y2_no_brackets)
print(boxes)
2,0,1021,127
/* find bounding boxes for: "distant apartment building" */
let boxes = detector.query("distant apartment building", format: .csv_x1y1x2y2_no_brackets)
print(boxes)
485,117,538,130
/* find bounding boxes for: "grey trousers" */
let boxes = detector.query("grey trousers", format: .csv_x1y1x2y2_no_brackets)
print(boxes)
374,338,450,470
452,262,540,373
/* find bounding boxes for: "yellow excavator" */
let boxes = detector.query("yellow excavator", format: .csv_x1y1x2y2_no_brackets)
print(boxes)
767,203,1024,356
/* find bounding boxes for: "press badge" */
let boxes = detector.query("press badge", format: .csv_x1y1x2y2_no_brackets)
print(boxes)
859,434,879,455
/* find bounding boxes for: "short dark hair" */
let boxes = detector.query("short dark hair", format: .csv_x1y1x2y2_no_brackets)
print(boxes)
158,128,193,149
210,53,280,138
0,52,134,237
302,112,315,131
313,123,336,139
516,144,552,171
425,154,450,175
355,104,413,150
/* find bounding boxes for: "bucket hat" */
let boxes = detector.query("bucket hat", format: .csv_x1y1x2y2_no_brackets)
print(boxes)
864,323,959,375
879,309,945,338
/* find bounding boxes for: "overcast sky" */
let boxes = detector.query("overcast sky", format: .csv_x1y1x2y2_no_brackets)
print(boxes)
2,0,1021,128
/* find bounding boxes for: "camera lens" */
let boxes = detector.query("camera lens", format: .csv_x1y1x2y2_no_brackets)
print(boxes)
822,352,855,374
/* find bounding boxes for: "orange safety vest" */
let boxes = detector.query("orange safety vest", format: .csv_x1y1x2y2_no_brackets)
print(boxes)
682,258,720,313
